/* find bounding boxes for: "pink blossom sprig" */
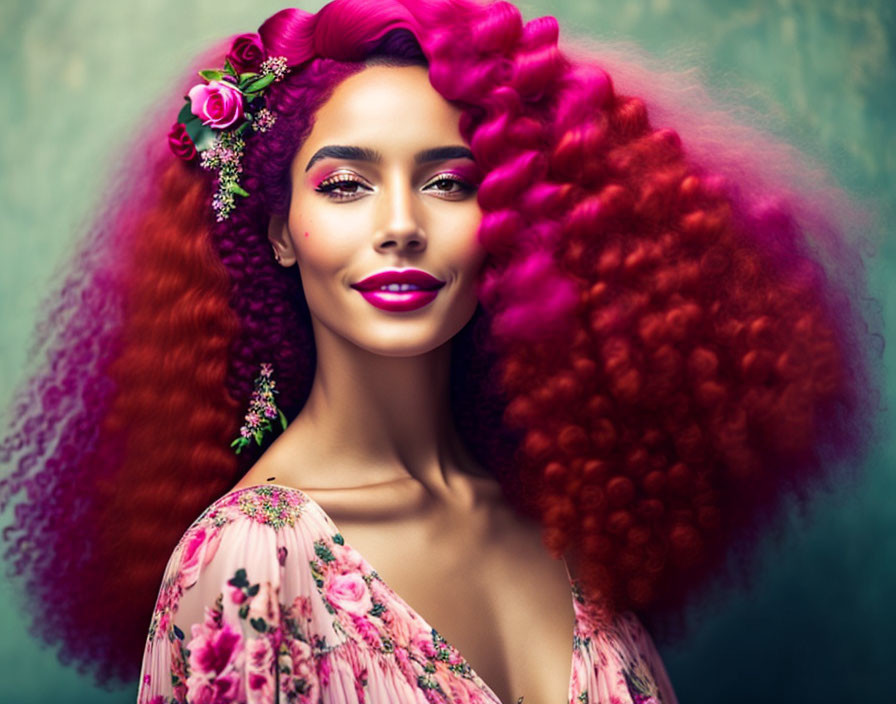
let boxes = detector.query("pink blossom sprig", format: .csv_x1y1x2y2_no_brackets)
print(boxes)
231,363,288,454
168,34,289,220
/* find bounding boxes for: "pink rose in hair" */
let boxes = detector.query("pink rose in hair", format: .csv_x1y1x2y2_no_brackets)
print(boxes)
188,80,244,129
227,33,266,73
324,572,372,616
167,122,196,161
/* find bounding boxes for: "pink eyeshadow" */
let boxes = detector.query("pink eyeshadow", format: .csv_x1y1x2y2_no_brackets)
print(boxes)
306,166,333,189
443,164,484,185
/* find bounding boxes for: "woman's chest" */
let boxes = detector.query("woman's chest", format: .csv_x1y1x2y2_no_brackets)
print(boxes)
331,503,577,704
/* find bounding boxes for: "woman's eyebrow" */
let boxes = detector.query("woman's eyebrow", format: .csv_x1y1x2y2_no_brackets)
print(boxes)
414,146,474,164
304,145,474,172
305,145,381,172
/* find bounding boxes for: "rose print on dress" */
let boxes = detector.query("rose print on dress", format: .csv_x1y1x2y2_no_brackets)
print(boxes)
137,486,678,703
325,572,373,616
180,525,223,589
185,601,246,704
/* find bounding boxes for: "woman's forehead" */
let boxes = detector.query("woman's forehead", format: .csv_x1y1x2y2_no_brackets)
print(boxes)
297,64,467,162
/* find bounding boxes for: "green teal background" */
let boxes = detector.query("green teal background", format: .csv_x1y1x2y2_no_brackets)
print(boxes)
0,1,892,702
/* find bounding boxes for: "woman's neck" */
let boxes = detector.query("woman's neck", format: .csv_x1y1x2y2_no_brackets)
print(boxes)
265,319,478,499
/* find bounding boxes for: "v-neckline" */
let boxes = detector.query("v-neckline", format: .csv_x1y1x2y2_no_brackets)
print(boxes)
226,483,579,704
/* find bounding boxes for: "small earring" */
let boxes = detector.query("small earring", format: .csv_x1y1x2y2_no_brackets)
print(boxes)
273,249,282,263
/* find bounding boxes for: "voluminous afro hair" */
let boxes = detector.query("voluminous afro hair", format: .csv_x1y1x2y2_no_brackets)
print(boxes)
1,0,883,686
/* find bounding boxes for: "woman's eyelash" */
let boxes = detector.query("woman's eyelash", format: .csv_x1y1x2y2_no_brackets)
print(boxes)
315,173,371,199
423,173,477,195
314,171,477,200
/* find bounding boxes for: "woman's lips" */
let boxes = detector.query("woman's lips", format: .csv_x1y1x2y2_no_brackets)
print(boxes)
356,289,440,311
351,269,445,312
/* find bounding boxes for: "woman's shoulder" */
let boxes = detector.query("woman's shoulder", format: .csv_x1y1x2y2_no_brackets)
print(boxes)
148,484,333,620
171,485,307,552
198,483,314,530
138,480,523,703
139,484,340,702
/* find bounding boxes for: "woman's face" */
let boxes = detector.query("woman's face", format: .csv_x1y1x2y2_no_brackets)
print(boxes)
269,64,486,357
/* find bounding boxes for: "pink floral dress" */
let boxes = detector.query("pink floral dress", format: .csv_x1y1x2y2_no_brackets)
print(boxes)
138,485,678,704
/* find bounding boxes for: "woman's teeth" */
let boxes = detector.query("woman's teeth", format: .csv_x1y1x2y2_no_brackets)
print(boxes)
379,283,421,292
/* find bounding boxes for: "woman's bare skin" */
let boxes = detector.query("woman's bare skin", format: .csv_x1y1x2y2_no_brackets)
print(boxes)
233,462,576,704
232,65,577,704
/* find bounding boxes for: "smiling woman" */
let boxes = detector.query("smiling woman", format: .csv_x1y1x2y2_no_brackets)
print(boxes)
226,63,582,704
0,1,882,703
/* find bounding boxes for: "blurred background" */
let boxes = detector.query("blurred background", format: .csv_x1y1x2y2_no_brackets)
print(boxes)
1,0,893,702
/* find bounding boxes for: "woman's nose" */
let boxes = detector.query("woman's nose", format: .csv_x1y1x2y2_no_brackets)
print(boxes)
373,179,426,253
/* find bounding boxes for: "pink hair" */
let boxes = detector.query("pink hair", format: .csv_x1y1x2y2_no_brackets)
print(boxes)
0,0,882,686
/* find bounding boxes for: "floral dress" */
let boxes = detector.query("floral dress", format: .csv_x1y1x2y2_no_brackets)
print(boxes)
138,485,678,704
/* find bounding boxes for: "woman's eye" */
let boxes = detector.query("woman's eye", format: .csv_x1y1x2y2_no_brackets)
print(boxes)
315,174,371,200
423,174,476,199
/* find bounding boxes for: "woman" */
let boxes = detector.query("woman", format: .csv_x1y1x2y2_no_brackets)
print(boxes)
0,0,880,702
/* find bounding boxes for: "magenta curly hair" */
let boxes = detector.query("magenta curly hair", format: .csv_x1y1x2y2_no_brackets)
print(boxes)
0,0,882,686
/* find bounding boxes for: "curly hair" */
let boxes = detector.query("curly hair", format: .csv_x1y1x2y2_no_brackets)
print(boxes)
0,0,882,687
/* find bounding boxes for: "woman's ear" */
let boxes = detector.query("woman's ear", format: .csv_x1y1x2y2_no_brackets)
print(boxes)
267,214,298,267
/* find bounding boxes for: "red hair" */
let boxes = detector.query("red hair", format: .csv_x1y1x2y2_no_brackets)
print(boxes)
497,86,870,617
68,162,241,683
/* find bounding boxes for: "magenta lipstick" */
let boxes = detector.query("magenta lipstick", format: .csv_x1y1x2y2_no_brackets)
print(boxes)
351,269,446,312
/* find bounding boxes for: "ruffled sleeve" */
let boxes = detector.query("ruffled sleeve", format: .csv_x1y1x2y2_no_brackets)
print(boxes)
137,486,327,704
568,579,679,704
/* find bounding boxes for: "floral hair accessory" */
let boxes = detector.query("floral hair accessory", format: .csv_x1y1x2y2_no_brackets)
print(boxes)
231,362,288,454
169,33,289,221
227,33,266,74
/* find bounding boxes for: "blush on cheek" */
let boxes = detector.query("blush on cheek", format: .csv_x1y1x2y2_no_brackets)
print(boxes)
304,231,309,238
